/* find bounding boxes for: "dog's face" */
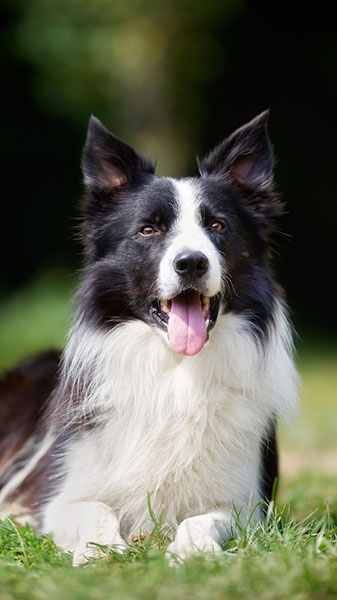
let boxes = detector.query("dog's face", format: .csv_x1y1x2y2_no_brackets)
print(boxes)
80,112,281,355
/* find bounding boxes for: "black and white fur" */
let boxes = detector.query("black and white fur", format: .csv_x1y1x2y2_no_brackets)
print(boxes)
0,111,297,564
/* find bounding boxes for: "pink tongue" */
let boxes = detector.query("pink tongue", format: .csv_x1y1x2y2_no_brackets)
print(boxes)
167,291,207,356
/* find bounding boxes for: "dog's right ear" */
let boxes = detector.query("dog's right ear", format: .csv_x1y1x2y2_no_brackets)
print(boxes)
82,116,155,193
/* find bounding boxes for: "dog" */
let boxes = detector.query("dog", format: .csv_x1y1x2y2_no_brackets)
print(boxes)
0,111,297,564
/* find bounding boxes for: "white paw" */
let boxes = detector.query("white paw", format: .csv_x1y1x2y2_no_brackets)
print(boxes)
72,536,127,566
165,515,224,564
166,538,222,564
72,543,103,566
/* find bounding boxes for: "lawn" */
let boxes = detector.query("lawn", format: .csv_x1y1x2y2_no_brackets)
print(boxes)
0,271,336,600
0,497,336,600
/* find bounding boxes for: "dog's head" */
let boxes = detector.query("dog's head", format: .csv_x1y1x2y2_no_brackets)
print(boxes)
80,111,281,355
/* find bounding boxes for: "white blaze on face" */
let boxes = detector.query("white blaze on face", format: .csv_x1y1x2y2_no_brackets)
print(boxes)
158,179,223,300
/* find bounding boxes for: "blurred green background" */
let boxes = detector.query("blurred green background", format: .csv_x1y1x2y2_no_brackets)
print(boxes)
0,1,336,479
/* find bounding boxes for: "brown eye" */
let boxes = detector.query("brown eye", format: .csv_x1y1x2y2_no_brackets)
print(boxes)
211,221,224,232
140,226,157,236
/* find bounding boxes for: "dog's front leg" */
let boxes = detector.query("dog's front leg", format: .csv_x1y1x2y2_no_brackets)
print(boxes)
166,511,235,563
43,500,127,565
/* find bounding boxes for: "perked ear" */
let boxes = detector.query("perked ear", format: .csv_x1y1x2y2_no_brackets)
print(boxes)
198,110,273,190
82,116,155,192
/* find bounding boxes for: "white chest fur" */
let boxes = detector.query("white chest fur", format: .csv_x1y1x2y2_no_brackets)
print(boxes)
44,305,297,539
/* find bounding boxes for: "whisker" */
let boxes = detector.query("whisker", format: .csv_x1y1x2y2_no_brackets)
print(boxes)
222,272,237,299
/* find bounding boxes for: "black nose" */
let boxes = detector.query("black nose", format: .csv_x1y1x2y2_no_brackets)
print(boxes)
174,251,209,279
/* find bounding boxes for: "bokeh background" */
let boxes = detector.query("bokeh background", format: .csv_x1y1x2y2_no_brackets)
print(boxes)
0,1,336,499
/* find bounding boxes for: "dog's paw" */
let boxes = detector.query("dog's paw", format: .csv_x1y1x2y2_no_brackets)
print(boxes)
72,543,103,566
165,515,223,564
72,537,127,566
166,538,222,565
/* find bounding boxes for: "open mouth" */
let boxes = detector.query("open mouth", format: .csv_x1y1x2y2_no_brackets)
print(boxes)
150,289,220,356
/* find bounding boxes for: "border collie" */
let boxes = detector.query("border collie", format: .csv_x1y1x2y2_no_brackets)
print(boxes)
0,111,297,564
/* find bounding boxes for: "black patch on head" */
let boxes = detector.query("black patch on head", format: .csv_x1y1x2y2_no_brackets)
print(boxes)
196,111,285,339
77,172,179,326
192,175,278,338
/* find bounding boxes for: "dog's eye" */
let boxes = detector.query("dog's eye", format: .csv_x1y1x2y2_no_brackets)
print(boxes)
211,221,224,232
140,226,157,236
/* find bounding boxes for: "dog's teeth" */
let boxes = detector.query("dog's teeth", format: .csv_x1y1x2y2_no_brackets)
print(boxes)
205,319,210,328
161,300,170,313
202,303,210,317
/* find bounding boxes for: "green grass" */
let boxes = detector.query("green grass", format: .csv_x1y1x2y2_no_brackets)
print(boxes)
0,493,337,600
0,271,337,599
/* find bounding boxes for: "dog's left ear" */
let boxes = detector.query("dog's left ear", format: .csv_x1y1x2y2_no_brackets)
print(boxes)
82,116,155,193
198,110,273,191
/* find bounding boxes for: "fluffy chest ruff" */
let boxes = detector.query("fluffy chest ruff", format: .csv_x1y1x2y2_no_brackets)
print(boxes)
44,305,296,540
